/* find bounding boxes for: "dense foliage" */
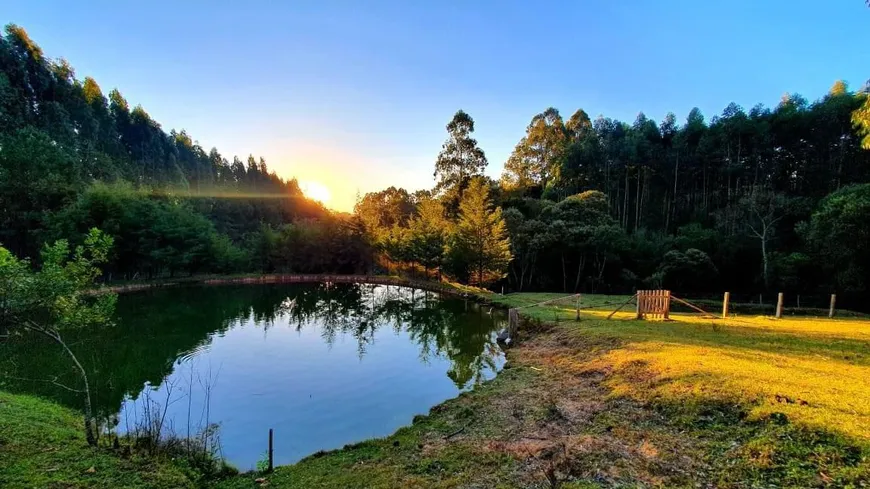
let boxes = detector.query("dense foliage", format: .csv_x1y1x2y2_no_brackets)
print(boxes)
0,228,116,444
0,25,372,278
359,88,870,306
3,24,870,305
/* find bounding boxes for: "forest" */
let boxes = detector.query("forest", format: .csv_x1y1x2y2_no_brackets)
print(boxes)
358,87,870,308
2,24,870,307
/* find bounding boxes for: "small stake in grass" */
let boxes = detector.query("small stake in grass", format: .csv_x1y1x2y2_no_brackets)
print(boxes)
575,294,581,321
268,428,274,473
829,294,836,319
776,292,784,319
722,292,730,319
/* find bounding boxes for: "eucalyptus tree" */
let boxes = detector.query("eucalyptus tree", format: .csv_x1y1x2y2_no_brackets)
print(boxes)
433,110,488,216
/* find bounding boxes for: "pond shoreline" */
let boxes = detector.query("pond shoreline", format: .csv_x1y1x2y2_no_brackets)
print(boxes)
5,287,870,487
95,273,492,302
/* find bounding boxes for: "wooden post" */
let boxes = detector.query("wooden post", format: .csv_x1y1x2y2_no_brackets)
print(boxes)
797,294,801,308
501,286,504,295
722,292,730,318
775,292,784,319
575,294,581,321
636,290,643,319
268,428,274,473
663,290,671,320
829,294,836,319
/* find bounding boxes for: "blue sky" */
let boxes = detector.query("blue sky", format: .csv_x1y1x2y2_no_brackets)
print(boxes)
3,1,868,210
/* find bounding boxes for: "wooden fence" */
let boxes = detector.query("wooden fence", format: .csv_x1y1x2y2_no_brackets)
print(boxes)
636,290,671,320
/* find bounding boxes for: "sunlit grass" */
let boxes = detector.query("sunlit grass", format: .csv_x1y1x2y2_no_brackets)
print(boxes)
490,293,870,443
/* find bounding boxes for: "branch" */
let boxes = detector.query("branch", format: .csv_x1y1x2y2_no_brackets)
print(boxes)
2,374,84,393
21,320,61,342
747,223,764,239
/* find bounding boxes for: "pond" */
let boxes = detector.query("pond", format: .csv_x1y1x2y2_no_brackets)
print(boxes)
0,283,507,469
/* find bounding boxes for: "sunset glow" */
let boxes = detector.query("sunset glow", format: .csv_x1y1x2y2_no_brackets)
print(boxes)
300,180,332,205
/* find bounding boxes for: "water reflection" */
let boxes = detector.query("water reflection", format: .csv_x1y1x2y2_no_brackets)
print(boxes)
0,283,506,467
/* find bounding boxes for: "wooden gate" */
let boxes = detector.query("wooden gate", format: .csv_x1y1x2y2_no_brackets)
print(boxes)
636,290,671,320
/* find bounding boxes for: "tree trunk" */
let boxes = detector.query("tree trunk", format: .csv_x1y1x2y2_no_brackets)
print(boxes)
635,169,641,232
760,231,770,290
623,171,630,230
671,153,679,232
574,255,585,293
52,330,97,446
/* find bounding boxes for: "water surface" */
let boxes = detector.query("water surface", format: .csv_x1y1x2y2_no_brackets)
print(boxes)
0,283,506,469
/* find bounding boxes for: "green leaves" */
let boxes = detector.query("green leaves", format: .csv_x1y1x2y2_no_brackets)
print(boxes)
434,110,488,217
447,178,511,285
853,93,870,150
503,108,568,193
800,184,870,292
0,228,115,334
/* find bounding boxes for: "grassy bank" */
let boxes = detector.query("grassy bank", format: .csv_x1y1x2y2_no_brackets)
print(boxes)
217,293,869,488
0,391,195,488
4,290,869,488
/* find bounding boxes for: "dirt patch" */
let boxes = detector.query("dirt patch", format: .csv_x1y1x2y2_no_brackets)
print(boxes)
462,330,713,487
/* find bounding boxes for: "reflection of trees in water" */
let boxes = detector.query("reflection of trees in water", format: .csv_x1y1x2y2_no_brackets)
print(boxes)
219,283,506,388
0,283,505,416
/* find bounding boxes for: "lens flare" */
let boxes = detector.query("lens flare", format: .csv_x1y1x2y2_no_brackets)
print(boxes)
300,180,332,204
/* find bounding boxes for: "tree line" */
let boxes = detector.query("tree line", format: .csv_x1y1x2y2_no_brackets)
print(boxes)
2,23,870,307
358,85,870,307
0,24,373,279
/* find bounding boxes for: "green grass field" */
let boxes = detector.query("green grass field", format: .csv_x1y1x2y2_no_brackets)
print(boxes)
0,391,194,488
3,291,869,488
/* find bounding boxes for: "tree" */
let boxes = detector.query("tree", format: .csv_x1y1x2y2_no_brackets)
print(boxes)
502,208,546,291
657,248,718,292
730,188,788,289
854,92,870,149
0,228,115,445
541,190,624,292
433,110,488,216
800,184,870,292
407,197,448,278
447,178,511,285
503,108,568,192
354,187,415,239
0,127,83,257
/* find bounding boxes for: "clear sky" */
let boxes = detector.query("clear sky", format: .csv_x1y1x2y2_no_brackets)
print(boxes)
3,1,868,211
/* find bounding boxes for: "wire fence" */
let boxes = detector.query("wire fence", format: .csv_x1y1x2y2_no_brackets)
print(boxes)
671,292,867,318
503,290,868,320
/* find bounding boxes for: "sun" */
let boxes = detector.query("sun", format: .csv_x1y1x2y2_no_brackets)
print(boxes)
300,180,332,205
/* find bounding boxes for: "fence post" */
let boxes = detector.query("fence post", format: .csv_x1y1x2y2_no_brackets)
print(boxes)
722,292,730,319
663,290,671,320
268,428,274,473
829,294,837,319
797,294,801,308
636,290,643,319
775,292,784,319
575,294,581,321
